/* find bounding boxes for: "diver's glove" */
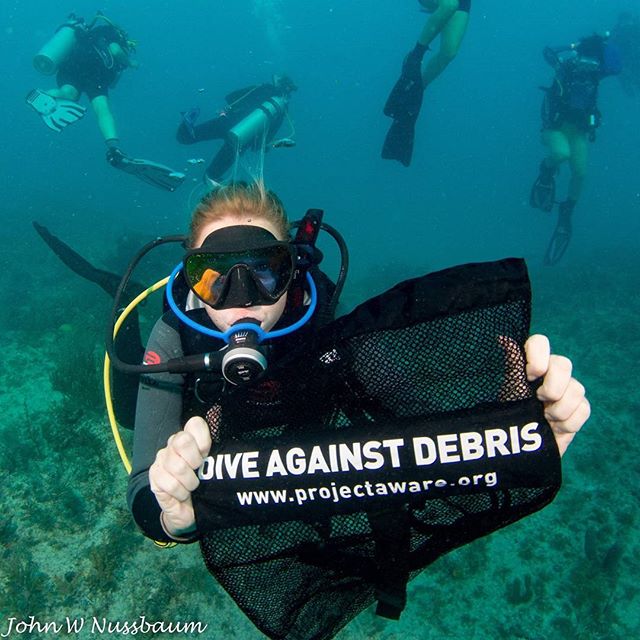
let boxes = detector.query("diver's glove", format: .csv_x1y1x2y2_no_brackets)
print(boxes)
26,89,86,133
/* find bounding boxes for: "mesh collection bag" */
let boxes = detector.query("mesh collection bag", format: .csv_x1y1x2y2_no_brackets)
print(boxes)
192,258,562,640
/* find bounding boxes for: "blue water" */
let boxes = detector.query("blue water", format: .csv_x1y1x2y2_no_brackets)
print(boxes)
1,1,639,638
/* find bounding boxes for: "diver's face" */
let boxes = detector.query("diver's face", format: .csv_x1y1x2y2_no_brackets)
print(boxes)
194,216,288,332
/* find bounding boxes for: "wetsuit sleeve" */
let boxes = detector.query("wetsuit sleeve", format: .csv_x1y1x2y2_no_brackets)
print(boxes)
126,316,189,542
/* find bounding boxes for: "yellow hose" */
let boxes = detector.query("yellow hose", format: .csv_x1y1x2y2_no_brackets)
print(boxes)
103,277,169,474
104,276,177,548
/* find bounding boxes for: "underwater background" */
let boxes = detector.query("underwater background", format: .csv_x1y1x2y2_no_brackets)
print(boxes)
1,0,639,638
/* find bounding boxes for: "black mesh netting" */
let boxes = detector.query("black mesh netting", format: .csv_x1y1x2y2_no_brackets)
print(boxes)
192,258,562,640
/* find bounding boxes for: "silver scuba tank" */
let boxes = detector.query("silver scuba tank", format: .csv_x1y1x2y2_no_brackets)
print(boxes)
33,20,80,75
227,95,288,150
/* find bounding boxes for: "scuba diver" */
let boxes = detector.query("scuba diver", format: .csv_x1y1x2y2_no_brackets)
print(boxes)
35,183,590,639
27,12,185,192
176,75,297,189
382,0,471,166
610,12,640,98
529,33,623,265
121,183,586,638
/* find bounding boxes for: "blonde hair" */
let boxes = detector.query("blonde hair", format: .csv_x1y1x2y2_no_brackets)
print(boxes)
189,182,290,246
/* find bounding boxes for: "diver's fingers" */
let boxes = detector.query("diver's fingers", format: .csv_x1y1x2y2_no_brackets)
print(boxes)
524,334,589,457
524,334,551,381
542,377,586,422
183,416,212,458
150,446,198,500
536,354,573,403
150,444,199,534
548,397,591,457
164,431,206,484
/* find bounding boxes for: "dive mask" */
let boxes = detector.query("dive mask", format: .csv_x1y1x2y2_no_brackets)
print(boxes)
184,225,295,310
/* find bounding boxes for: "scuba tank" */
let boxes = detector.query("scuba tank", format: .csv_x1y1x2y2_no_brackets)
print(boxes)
33,12,133,76
33,15,83,75
227,95,288,150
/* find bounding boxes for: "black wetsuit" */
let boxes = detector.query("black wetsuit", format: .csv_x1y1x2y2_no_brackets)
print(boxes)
127,274,334,542
542,52,604,134
176,83,290,183
57,25,128,100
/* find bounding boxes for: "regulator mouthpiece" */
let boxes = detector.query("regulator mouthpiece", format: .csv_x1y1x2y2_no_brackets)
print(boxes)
222,319,267,385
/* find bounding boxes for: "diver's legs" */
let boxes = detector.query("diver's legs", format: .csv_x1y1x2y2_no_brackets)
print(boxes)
539,127,583,265
541,129,571,168
530,130,570,211
178,114,230,144
417,0,460,49
566,128,589,203
421,9,470,88
91,95,118,142
47,84,81,101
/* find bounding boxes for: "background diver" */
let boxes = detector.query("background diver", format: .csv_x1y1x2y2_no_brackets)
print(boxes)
529,33,622,265
27,12,185,192
176,74,297,189
382,0,471,166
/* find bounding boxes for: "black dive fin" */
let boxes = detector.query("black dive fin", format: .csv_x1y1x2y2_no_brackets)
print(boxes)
383,54,424,120
33,221,123,297
381,118,416,167
530,163,556,211
382,53,424,167
32,221,143,429
543,224,572,266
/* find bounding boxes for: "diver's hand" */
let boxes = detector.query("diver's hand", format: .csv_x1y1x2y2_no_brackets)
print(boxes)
149,416,211,537
525,334,591,457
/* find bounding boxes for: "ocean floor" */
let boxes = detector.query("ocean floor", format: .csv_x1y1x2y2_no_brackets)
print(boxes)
1,234,638,640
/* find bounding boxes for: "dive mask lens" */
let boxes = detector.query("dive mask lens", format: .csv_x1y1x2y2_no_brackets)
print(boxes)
184,245,295,309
